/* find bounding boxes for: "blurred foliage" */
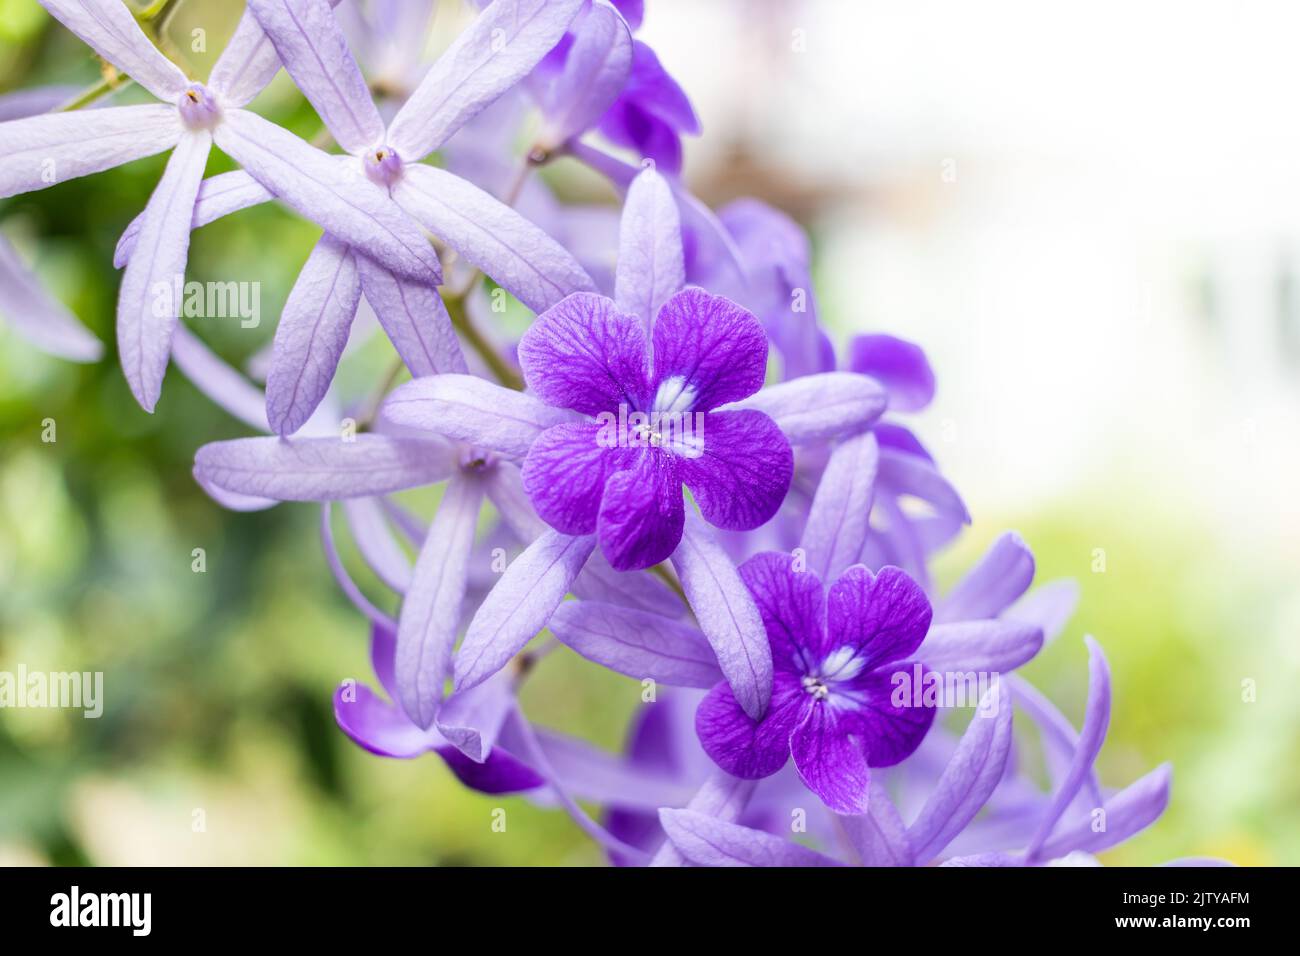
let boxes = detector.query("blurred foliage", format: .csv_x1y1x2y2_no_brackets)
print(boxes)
2,0,1293,867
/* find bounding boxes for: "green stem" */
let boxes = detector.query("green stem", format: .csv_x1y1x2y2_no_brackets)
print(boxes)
59,71,129,111
358,357,406,429
442,291,524,391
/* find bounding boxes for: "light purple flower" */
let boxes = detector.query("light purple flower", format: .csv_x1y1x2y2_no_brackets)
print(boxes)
695,552,936,814
1,0,442,410
226,0,596,434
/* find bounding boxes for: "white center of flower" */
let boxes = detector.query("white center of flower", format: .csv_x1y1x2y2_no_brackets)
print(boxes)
801,646,868,702
801,675,830,699
631,376,704,458
652,375,698,416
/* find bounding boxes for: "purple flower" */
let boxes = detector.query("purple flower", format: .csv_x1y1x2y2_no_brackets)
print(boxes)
695,552,936,814
517,288,793,571
596,38,700,175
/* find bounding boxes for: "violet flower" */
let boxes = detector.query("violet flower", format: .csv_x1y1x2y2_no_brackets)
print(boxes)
380,165,886,722
1,0,442,410
693,552,936,814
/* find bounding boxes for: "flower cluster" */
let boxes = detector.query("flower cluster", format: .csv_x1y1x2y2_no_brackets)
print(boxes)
0,0,1226,867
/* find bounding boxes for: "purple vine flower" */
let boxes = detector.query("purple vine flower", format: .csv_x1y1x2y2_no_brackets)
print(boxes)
517,287,793,572
695,552,936,814
0,0,443,410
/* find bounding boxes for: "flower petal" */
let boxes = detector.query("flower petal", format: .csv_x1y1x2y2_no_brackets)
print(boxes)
396,475,484,728
0,85,79,122
116,170,274,268
737,551,825,672
436,744,546,794
839,780,914,866
213,109,441,282
846,669,939,767
1005,579,1079,646
387,0,585,160
0,232,102,361
526,727,696,809
650,288,768,411
116,129,212,411
936,531,1035,623
356,256,467,378
342,497,413,593
678,409,792,531
846,333,936,413
614,164,684,335
521,423,630,534
921,617,1044,675
672,515,772,719
394,163,595,313
1026,637,1112,860
694,673,803,779
1038,764,1172,861
40,0,188,100
517,292,648,414
333,681,441,758
658,809,843,867
907,680,1014,862
540,0,633,148
826,565,932,669
0,103,180,199
548,600,721,687
435,673,516,762
208,8,283,108
170,326,269,431
382,373,576,459
453,530,596,692
248,0,385,155
732,372,886,445
802,430,879,582
597,448,683,571
877,447,971,526
265,234,361,435
790,702,872,814
486,461,686,617
193,434,456,500
647,769,757,866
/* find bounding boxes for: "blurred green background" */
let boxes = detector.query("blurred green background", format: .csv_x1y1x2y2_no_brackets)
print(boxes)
2,0,1296,866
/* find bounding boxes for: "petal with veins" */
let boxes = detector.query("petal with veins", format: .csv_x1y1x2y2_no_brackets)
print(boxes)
116,129,212,411
266,234,361,436
382,373,576,460
388,0,585,160
0,104,181,199
356,256,467,379
394,164,596,313
396,475,484,728
193,434,456,501
248,0,385,155
213,109,441,282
